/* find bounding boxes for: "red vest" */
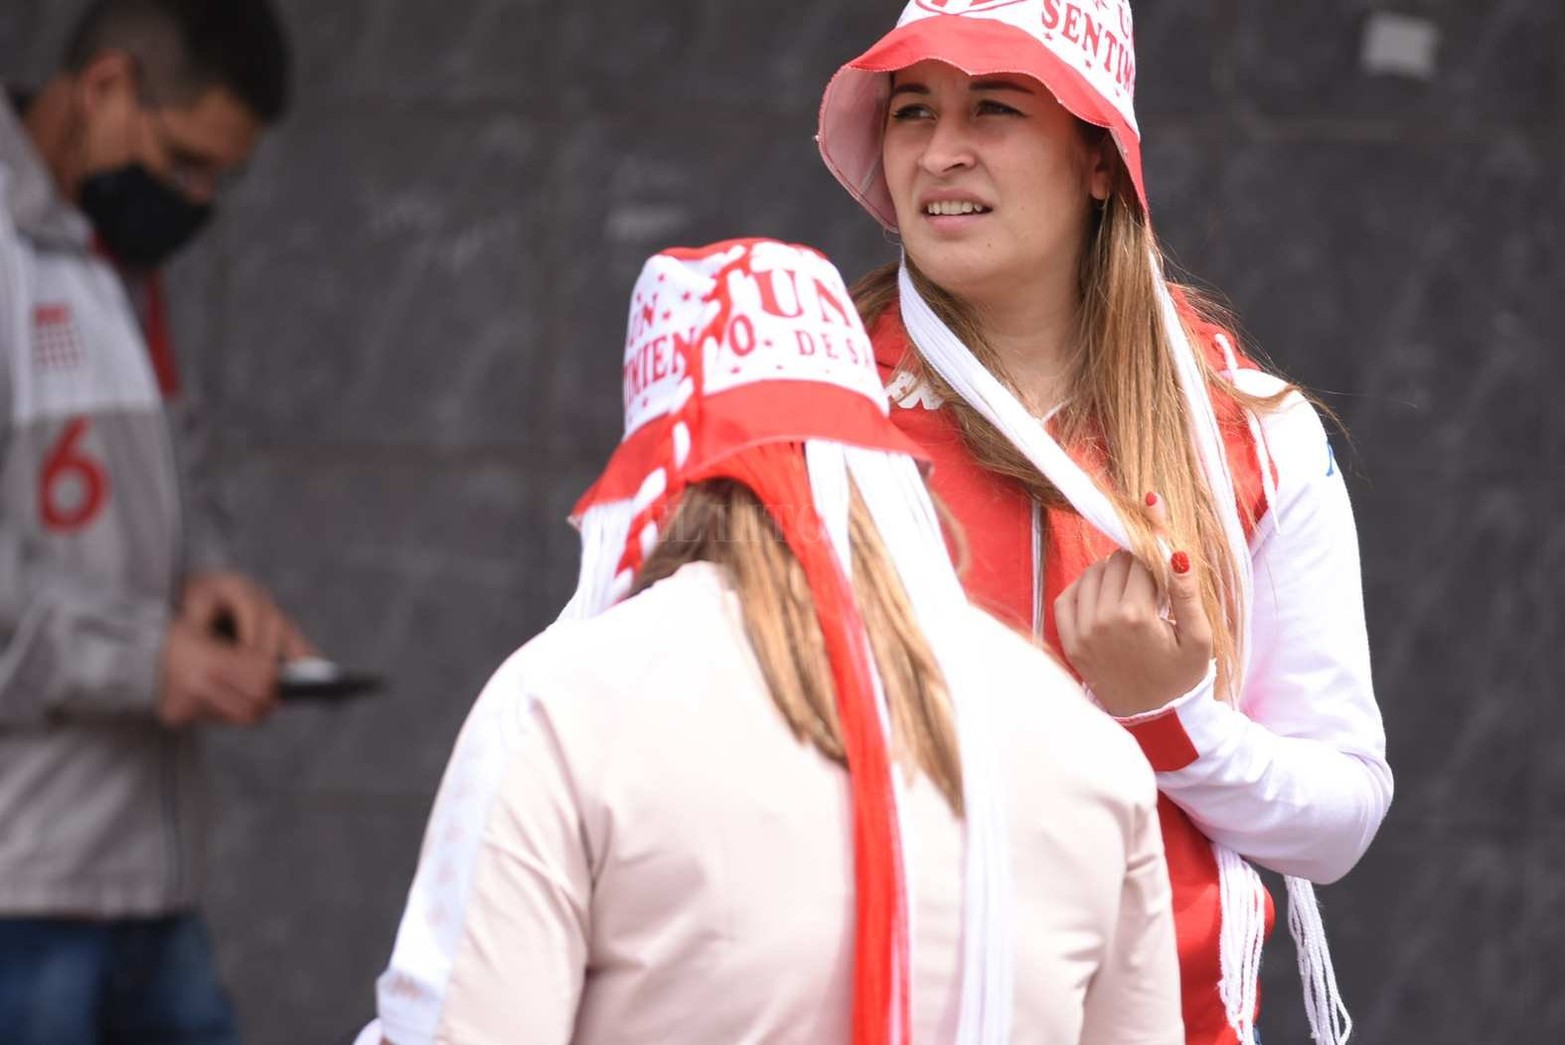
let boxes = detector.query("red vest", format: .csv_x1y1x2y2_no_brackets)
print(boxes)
870,305,1275,1045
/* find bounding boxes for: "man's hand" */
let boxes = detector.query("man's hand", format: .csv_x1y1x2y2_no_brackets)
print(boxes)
157,618,280,727
179,570,316,662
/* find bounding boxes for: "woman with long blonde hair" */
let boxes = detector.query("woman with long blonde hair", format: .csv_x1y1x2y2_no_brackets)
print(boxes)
363,239,1181,1045
818,3,1392,1043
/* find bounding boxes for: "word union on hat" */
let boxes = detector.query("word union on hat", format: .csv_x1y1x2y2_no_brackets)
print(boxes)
620,240,886,439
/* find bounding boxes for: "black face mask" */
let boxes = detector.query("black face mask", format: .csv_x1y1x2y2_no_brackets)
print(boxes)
78,164,212,269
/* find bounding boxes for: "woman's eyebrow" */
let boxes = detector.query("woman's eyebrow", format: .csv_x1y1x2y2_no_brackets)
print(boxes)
970,78,1035,94
888,81,930,100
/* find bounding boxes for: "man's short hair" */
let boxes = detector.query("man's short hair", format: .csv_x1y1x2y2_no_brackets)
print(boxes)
63,0,291,124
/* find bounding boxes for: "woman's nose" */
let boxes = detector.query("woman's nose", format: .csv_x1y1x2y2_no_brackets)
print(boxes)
919,115,977,175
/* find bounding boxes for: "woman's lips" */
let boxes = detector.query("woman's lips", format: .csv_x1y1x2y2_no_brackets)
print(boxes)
917,195,994,231
922,198,993,217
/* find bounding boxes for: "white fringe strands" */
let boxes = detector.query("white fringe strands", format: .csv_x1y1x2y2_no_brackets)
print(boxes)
1216,847,1265,1045
1288,877,1353,1044
558,498,639,622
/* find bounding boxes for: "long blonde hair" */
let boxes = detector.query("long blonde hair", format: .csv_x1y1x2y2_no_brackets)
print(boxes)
853,127,1292,698
634,478,964,812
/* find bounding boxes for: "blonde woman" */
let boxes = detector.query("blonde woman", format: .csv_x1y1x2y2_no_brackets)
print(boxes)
818,3,1392,1044
364,240,1180,1044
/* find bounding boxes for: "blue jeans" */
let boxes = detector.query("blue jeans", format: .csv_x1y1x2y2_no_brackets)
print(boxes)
0,913,239,1045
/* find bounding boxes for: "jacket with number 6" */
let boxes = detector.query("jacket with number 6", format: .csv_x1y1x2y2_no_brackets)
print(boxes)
0,95,224,917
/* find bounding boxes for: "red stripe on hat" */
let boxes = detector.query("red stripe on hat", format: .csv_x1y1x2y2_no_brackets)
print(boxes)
570,416,677,518
694,383,926,472
574,385,929,522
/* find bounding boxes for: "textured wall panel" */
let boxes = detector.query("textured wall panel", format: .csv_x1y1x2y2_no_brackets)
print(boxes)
3,2,1562,1043
218,111,548,448
1233,1,1561,122
1214,138,1560,470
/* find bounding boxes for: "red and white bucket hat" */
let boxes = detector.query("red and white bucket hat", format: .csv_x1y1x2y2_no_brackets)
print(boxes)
563,237,926,614
818,0,1146,229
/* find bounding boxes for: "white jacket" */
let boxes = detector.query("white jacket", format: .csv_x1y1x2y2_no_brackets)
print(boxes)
372,562,1184,1044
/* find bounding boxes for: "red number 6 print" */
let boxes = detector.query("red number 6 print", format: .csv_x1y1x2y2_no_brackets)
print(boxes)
39,418,109,532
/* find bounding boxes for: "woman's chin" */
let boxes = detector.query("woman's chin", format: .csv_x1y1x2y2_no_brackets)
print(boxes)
905,250,1001,303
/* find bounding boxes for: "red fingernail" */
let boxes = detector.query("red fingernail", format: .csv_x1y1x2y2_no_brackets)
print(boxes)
1170,551,1190,575
1145,491,1158,507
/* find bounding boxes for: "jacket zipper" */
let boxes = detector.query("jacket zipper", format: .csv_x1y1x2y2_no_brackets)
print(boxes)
136,271,188,905
158,378,186,903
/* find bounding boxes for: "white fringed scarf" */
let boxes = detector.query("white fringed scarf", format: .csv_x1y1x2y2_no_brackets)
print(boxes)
897,259,1352,1045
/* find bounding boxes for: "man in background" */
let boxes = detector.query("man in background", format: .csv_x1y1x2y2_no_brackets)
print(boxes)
0,1,308,1041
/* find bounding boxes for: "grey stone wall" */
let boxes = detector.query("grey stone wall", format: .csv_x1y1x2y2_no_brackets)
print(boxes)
2,2,1559,1042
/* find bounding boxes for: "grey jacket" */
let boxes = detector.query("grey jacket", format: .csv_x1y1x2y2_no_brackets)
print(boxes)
0,96,221,916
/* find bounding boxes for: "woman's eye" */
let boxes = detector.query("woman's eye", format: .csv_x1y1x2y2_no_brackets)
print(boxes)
889,104,934,122
976,100,1021,116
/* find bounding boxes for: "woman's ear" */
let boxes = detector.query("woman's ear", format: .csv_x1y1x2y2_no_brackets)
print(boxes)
1085,131,1115,204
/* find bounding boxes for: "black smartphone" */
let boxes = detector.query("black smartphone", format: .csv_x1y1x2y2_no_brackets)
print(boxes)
210,613,382,701
277,658,383,702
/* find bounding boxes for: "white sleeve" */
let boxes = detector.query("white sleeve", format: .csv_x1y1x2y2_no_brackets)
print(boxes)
375,637,590,1045
1116,381,1393,884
